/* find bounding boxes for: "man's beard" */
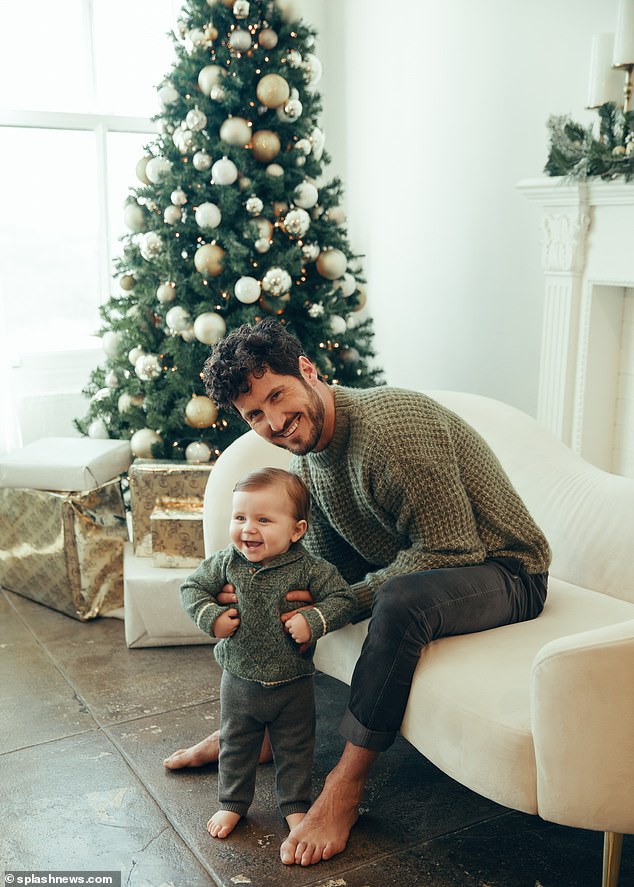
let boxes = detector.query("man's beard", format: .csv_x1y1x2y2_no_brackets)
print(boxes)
273,382,325,456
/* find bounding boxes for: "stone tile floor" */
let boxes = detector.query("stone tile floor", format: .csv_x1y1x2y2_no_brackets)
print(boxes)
1,587,632,887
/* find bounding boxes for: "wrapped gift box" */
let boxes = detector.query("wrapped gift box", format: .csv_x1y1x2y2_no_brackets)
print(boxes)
0,480,128,620
0,437,132,491
129,460,213,557
123,543,214,647
150,496,205,568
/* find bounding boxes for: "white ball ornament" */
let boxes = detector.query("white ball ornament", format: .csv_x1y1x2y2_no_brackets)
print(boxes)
140,231,163,261
265,163,284,177
157,282,177,303
301,242,320,262
128,346,144,366
234,276,261,304
327,205,347,224
135,353,162,381
255,238,271,254
211,157,238,185
304,54,323,88
145,156,172,183
185,108,207,131
157,83,179,109
131,429,163,459
193,312,227,345
164,205,182,225
165,305,191,332
283,99,303,119
293,181,319,209
92,387,111,403
233,0,249,18
193,150,213,171
195,202,222,229
185,28,205,51
185,441,213,463
329,314,347,336
296,138,312,156
287,50,302,67
310,127,325,161
136,157,151,185
185,396,218,428
170,188,188,206
220,116,251,147
229,28,252,51
258,28,278,49
284,208,310,236
123,202,145,232
316,248,347,280
246,196,263,215
118,393,144,413
88,419,110,439
105,370,120,389
337,272,357,297
209,84,225,102
102,331,123,358
198,64,225,96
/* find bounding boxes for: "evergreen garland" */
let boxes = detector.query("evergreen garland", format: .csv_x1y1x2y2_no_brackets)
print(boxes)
545,102,634,180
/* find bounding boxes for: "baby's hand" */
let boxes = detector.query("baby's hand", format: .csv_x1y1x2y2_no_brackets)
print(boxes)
285,611,311,645
213,608,240,638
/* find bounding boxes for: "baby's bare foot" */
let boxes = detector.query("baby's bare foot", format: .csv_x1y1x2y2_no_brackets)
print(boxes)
285,811,306,831
207,810,241,838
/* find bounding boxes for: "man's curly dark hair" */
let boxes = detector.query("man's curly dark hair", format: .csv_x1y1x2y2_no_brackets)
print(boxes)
202,319,305,412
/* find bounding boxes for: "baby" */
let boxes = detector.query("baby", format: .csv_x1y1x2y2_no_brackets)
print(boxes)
180,467,356,839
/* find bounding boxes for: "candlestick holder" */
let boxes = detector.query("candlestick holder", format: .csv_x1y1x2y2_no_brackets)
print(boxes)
620,65,634,111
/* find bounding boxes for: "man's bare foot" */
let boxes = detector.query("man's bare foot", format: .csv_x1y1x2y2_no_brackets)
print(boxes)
207,810,241,838
163,729,272,769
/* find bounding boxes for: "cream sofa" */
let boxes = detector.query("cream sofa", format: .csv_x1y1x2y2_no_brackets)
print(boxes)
202,390,634,886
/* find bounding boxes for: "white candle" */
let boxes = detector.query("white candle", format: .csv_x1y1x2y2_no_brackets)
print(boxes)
613,0,634,67
588,33,623,106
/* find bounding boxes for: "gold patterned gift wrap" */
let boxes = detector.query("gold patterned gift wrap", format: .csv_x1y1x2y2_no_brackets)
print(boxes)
150,496,205,568
0,480,129,620
128,459,213,557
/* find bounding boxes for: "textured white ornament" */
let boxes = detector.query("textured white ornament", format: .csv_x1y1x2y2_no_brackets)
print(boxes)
193,150,213,171
195,202,222,228
233,0,249,18
193,312,227,345
198,64,225,95
296,138,312,156
157,83,179,108
186,108,207,131
304,54,323,88
123,202,145,232
293,181,319,209
104,370,120,389
145,156,172,183
329,314,347,336
287,49,302,67
135,353,162,381
131,428,163,459
234,276,261,304
185,441,213,463
307,302,325,318
140,231,163,261
245,196,263,215
209,84,225,102
262,267,292,295
88,418,110,439
212,157,238,185
310,127,325,161
186,28,205,51
173,126,195,153
157,282,177,303
92,387,111,403
118,393,144,414
163,205,182,225
165,305,191,332
102,331,123,358
284,208,310,236
220,116,251,147
230,28,251,51
286,99,303,120
170,188,188,206
301,242,320,262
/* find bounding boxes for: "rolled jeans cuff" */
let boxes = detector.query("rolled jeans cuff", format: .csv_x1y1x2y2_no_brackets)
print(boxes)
339,707,397,753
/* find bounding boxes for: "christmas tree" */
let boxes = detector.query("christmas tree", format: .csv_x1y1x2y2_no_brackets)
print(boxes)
75,0,383,462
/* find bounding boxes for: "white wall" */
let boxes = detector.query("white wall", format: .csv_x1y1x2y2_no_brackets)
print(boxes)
307,0,622,415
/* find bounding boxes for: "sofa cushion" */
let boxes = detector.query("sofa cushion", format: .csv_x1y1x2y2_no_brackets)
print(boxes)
314,578,634,813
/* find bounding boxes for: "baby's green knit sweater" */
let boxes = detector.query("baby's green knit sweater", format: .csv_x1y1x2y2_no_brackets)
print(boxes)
180,542,356,685
291,386,552,619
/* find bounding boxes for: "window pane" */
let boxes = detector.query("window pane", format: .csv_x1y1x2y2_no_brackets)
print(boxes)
107,130,156,273
0,128,100,354
0,0,91,112
93,0,177,116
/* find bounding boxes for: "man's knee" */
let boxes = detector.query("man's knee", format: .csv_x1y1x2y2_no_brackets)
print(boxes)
372,574,426,632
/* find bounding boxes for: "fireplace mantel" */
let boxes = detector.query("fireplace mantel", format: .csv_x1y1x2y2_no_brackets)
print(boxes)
518,176,634,477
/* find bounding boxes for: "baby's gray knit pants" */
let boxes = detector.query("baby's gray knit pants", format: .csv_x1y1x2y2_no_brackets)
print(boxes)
218,670,315,817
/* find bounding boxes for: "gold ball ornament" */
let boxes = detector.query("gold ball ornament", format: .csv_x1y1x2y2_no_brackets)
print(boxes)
258,28,278,49
251,130,281,162
135,156,151,185
316,248,348,280
120,274,136,291
194,242,225,277
256,73,290,109
185,395,218,428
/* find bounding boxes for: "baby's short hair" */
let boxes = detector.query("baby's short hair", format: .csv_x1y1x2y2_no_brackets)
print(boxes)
233,467,310,523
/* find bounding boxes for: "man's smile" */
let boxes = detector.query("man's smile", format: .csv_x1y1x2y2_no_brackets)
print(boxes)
279,415,300,438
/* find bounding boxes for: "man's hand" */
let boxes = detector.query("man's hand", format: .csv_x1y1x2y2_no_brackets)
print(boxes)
213,608,240,638
216,583,238,605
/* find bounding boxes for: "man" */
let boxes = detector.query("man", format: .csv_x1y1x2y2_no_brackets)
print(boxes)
164,317,551,867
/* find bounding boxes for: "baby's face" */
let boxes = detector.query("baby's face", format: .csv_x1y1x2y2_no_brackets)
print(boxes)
230,485,306,563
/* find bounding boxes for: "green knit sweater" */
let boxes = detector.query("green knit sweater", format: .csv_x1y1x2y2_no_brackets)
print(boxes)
180,541,356,685
291,386,552,619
